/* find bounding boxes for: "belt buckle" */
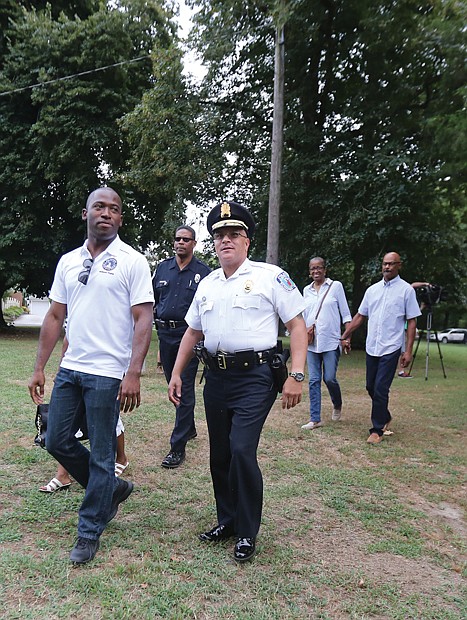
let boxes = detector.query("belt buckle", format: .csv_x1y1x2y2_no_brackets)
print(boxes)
217,352,227,370
169,320,176,329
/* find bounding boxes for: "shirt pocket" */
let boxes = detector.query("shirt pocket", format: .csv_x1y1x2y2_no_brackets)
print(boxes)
199,300,214,331
232,294,261,330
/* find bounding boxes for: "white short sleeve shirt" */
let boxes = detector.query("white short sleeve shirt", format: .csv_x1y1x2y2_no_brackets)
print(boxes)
358,275,421,357
50,236,154,379
185,258,306,354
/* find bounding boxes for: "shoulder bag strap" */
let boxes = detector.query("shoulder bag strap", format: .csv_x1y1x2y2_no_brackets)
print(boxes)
313,281,333,322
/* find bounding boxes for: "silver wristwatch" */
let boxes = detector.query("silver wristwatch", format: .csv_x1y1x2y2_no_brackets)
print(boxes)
289,372,305,382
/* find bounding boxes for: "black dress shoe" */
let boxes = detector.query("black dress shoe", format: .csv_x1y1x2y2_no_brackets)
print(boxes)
108,479,134,523
161,450,185,469
187,430,198,441
233,537,256,562
70,537,100,564
199,523,235,542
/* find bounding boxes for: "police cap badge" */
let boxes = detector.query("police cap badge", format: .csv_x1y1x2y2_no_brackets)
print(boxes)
206,201,256,239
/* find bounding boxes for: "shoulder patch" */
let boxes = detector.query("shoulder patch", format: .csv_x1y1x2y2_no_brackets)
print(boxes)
276,271,297,291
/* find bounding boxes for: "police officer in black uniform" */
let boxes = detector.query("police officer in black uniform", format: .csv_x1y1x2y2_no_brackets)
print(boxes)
168,202,307,562
153,225,210,468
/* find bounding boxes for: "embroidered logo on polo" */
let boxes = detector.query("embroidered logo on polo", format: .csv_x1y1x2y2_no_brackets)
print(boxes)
194,273,201,283
277,271,296,291
102,258,117,271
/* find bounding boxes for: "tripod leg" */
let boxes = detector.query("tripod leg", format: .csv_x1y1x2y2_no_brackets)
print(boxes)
408,332,421,375
425,330,430,381
434,332,447,379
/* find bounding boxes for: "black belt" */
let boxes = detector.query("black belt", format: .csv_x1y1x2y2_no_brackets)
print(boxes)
207,347,276,371
155,318,187,329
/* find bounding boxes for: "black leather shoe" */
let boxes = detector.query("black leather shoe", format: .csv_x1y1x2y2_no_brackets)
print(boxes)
233,537,256,562
70,537,100,564
187,430,198,441
161,450,185,469
108,479,134,523
199,524,235,542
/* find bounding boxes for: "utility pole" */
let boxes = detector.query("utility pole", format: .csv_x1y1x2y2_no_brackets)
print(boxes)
266,21,285,266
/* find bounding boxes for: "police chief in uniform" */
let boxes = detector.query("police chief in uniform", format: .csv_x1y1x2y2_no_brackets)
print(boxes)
153,225,210,468
168,201,307,562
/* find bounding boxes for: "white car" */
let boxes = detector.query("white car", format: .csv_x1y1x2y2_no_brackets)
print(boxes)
430,328,467,344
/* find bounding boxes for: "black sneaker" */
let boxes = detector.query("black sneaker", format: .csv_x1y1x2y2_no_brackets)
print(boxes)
70,537,99,564
234,537,256,563
161,450,185,469
107,479,134,523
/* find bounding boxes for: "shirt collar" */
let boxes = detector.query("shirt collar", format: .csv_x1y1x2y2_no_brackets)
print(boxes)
383,274,401,287
170,255,197,271
81,235,122,258
217,257,250,281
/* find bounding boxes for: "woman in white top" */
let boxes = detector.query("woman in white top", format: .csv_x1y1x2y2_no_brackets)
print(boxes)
302,257,352,429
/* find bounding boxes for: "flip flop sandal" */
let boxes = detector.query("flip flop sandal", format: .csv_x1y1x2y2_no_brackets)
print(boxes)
114,462,130,477
39,477,72,493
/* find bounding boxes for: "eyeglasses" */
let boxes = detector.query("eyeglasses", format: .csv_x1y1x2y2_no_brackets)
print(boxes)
382,261,400,267
78,258,93,285
309,266,325,272
174,236,194,243
213,230,248,241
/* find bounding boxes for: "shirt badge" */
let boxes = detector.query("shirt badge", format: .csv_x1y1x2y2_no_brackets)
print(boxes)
102,258,117,271
277,271,296,291
195,273,201,284
244,279,253,293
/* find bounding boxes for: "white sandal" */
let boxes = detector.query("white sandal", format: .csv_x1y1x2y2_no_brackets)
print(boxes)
114,462,129,477
39,477,72,493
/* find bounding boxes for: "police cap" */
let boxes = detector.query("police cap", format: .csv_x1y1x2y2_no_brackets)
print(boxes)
207,201,256,239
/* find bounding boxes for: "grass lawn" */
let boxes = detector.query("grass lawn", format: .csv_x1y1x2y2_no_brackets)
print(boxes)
0,328,465,619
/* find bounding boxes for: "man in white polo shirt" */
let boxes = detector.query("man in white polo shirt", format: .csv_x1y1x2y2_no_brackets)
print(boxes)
341,252,421,444
28,187,154,564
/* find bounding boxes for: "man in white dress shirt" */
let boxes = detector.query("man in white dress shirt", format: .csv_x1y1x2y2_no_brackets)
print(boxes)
341,252,421,444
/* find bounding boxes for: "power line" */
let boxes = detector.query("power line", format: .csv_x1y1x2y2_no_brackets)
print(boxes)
0,55,151,97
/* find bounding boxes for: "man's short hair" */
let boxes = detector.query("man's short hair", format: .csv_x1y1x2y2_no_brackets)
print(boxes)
175,225,196,240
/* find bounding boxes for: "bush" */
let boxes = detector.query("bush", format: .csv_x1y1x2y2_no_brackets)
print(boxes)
3,305,25,324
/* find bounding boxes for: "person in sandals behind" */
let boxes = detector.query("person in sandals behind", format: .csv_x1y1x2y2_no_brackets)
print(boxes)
39,418,129,492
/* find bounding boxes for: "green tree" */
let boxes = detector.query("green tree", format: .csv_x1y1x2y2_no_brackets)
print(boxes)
0,0,182,328
187,0,466,320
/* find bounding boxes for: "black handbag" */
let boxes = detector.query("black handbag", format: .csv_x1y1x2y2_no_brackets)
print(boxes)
34,402,88,449
34,403,49,449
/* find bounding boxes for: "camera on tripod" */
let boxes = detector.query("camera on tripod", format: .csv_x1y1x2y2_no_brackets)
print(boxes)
416,284,448,307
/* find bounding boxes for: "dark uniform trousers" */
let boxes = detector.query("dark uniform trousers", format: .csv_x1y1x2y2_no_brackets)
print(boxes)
203,364,277,538
365,348,401,435
159,326,198,451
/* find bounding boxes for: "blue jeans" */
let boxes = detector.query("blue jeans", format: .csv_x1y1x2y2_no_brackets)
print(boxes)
46,368,121,540
158,326,198,452
307,347,342,423
366,349,401,435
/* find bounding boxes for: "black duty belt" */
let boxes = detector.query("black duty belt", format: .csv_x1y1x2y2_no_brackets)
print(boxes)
206,347,277,371
155,319,187,329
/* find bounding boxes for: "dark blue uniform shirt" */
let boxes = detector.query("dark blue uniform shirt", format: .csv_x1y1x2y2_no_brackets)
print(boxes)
153,256,211,321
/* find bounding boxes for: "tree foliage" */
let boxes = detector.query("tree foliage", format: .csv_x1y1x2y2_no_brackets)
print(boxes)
0,0,184,327
187,0,466,319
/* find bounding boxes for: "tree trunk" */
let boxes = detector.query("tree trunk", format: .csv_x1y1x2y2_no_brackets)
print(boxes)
266,23,285,266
